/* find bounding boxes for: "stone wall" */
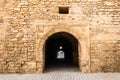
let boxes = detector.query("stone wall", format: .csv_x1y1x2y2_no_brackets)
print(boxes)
89,0,120,72
0,0,120,73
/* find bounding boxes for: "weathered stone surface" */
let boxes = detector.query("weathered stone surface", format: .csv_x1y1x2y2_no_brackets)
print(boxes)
0,0,119,73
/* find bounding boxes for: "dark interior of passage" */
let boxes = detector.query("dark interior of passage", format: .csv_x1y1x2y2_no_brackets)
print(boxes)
45,32,78,69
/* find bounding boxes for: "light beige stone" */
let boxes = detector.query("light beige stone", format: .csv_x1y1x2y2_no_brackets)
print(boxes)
0,0,119,74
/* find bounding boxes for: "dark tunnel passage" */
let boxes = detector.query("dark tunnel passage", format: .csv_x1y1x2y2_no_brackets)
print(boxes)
44,32,79,70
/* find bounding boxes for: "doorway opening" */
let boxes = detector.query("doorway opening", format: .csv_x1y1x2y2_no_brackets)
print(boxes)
44,32,79,72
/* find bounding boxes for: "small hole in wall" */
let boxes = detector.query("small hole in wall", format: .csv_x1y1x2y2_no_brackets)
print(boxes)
59,7,69,14
89,28,91,30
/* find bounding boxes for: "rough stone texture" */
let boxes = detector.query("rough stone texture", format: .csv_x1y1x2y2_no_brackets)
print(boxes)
0,0,120,73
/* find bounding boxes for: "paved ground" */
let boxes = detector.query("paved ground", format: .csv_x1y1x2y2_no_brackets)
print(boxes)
0,65,120,80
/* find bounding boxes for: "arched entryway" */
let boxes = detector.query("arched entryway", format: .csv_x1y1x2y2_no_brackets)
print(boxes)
36,27,90,73
44,32,79,71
